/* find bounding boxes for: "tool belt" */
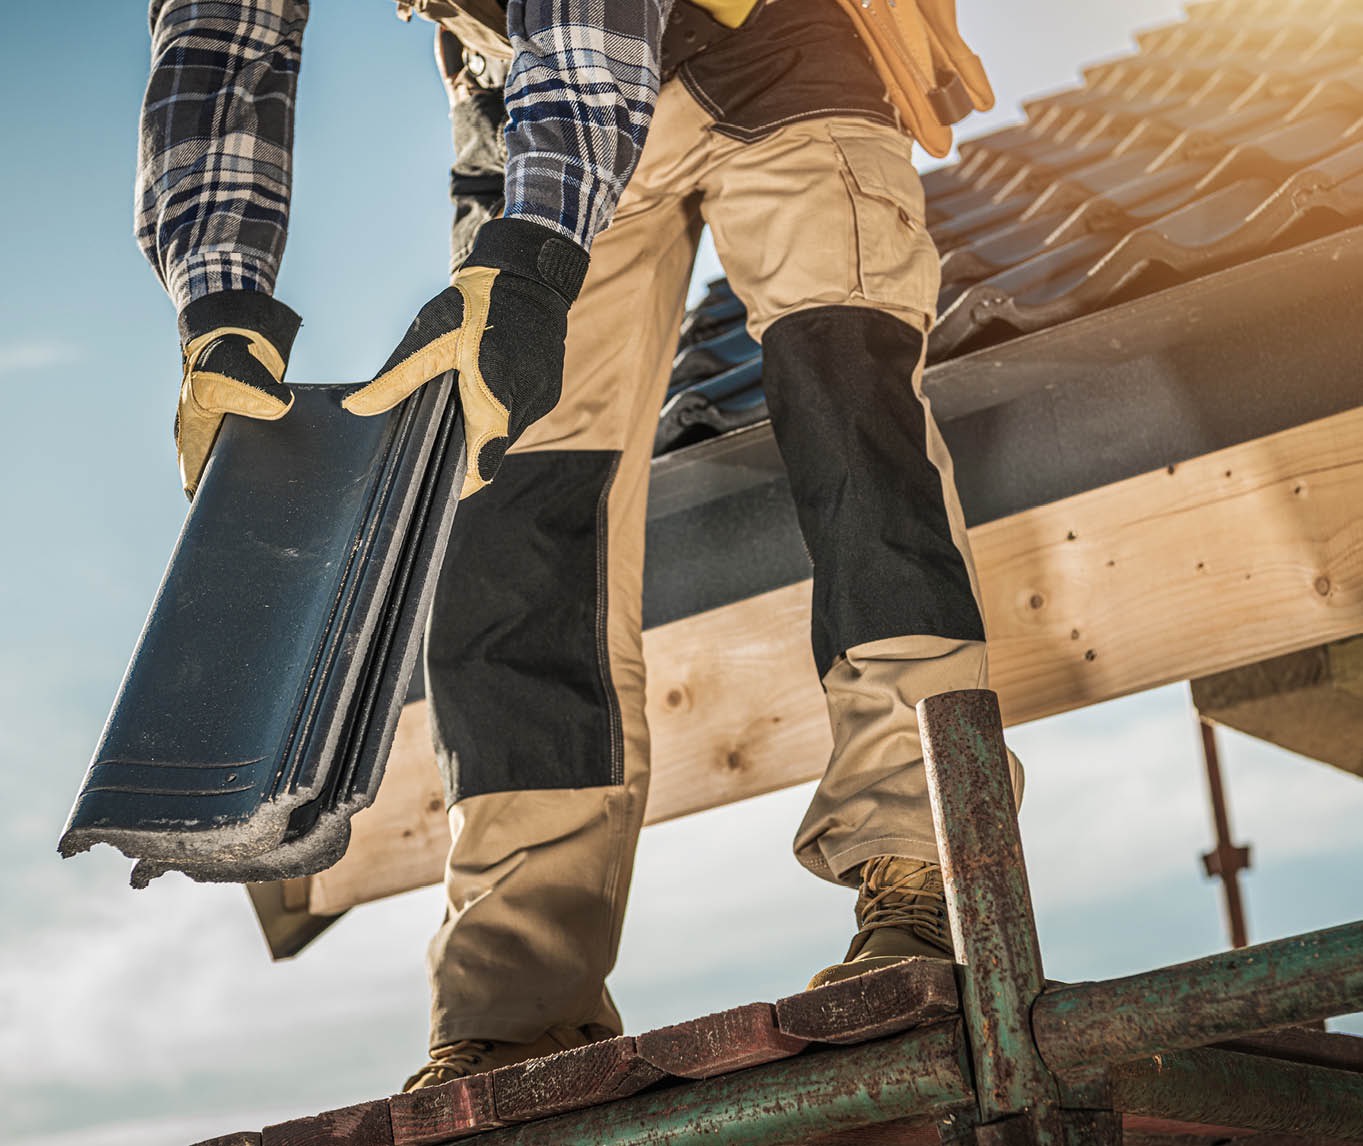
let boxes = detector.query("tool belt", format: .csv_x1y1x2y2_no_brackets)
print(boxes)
396,0,992,155
396,0,514,63
830,0,992,156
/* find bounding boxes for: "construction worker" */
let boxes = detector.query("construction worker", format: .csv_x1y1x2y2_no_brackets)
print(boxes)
402,0,1022,1089
134,0,1013,1091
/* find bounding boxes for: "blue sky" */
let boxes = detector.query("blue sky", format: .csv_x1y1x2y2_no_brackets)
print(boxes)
4,4,1363,1145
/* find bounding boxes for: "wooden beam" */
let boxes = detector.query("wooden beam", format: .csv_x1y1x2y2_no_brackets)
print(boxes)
245,877,341,959
313,701,450,913
304,405,1363,916
1192,636,1363,780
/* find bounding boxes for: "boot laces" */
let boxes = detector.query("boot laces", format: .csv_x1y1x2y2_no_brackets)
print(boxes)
858,857,951,951
404,1039,496,1089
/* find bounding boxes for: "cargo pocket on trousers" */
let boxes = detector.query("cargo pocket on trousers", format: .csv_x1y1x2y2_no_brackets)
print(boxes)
830,124,940,324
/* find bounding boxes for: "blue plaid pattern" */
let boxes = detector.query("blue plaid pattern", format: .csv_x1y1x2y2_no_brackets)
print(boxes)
136,0,308,310
137,0,661,307
498,0,672,250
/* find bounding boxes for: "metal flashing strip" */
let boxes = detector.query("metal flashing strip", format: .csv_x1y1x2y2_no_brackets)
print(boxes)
60,379,466,884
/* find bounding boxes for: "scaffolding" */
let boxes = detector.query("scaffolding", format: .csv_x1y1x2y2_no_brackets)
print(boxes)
428,690,1363,1146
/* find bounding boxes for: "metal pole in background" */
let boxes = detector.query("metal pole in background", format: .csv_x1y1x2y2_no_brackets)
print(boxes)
1194,702,1251,949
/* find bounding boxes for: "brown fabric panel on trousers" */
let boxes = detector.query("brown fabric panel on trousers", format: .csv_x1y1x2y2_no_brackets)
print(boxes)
424,92,703,1042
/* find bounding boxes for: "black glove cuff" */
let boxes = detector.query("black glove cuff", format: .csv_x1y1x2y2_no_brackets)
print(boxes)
465,217,590,306
178,290,303,366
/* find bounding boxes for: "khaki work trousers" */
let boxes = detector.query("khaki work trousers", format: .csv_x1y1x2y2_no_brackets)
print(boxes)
424,80,992,1047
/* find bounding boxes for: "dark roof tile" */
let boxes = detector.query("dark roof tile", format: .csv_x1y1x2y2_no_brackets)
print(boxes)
635,1002,808,1079
490,1037,663,1123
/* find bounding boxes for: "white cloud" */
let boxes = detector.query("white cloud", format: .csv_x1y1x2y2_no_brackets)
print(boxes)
11,683,1363,1145
10,1106,305,1146
1010,687,1363,909
0,862,444,1131
1012,689,1215,909
1213,729,1363,861
0,341,81,376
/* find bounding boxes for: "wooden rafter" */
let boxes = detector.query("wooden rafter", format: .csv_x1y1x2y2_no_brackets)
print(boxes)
291,403,1363,918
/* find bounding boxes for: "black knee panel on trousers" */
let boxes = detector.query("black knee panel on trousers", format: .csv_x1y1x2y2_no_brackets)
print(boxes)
424,449,623,804
762,306,986,677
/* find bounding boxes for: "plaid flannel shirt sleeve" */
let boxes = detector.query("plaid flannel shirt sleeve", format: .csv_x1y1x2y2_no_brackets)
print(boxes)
503,0,673,251
135,0,309,312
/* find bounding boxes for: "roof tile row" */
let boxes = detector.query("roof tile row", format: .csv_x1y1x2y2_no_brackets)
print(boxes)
193,959,958,1146
193,968,1363,1146
654,0,1363,452
926,0,1363,358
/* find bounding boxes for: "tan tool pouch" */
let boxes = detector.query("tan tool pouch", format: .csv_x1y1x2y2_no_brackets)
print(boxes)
830,0,993,157
396,0,514,62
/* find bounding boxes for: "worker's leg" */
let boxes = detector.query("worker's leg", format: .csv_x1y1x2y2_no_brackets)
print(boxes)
700,115,993,884
422,84,707,1046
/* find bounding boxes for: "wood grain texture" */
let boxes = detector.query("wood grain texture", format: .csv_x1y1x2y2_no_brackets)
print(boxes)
245,878,340,959
635,1002,808,1079
260,1101,392,1146
1116,1117,1254,1140
776,959,959,1045
490,1036,664,1123
306,406,1363,915
388,1074,499,1145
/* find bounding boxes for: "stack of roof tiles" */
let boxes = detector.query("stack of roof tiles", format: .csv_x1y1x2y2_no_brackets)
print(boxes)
655,0,1363,455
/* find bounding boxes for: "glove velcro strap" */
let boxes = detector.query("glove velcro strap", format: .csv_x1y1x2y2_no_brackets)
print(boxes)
179,290,303,368
183,327,290,386
465,217,590,305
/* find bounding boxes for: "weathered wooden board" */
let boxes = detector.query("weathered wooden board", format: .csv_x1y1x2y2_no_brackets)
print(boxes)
490,1037,663,1123
388,1075,498,1145
305,405,1363,916
190,1136,264,1146
261,1101,393,1146
635,1003,808,1079
246,876,341,960
775,959,959,1045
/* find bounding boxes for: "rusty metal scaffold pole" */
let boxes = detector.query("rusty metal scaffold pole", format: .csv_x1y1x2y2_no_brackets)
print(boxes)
922,688,1114,1146
1195,710,1251,949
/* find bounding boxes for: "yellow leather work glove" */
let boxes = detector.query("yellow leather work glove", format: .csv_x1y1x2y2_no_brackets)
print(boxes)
175,291,302,498
343,218,589,498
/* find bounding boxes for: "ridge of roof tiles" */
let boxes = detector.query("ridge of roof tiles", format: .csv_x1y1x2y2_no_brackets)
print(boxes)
654,0,1363,455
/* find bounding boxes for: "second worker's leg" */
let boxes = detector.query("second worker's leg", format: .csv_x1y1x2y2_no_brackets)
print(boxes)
702,115,1019,985
770,306,1002,984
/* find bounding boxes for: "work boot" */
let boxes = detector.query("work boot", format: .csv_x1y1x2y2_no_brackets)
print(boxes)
402,1023,616,1091
807,856,954,989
